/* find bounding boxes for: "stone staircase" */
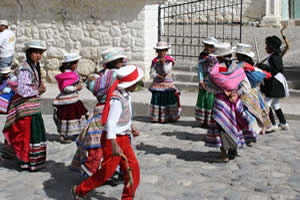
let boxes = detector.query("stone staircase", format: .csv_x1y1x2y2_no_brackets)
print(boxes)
144,60,300,95
171,61,300,94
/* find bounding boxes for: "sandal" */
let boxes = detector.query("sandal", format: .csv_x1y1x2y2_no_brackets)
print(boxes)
71,186,80,200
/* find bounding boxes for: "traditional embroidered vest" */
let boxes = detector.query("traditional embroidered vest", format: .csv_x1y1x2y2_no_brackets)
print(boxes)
111,90,131,127
4,62,41,129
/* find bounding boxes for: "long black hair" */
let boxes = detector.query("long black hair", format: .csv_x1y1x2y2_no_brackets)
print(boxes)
26,49,42,87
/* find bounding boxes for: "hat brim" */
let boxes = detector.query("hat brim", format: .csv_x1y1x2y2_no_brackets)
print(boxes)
210,49,235,57
153,46,171,50
100,55,127,64
235,51,255,58
117,68,144,90
62,56,81,63
0,70,11,74
202,40,216,46
23,45,47,52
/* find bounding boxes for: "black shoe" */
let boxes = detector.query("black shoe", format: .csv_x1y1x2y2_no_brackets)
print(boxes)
228,149,238,160
105,172,124,187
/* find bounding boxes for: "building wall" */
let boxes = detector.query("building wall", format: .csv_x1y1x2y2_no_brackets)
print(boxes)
0,0,150,82
164,0,265,24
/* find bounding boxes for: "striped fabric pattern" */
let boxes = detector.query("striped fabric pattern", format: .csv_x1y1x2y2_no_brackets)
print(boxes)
195,88,214,126
0,92,13,113
205,94,246,148
150,90,181,123
4,94,40,129
52,92,79,105
71,105,104,176
20,114,47,171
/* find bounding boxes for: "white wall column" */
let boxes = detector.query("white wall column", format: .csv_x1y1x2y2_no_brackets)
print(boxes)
260,0,282,26
143,4,159,80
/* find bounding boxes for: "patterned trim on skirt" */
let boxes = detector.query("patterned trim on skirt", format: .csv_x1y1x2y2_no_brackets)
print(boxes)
53,100,88,138
4,113,47,171
150,90,181,123
195,88,214,126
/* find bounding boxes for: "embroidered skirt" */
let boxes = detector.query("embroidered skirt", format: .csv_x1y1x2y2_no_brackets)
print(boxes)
71,105,104,177
53,100,88,138
4,113,47,171
149,89,181,123
195,89,214,126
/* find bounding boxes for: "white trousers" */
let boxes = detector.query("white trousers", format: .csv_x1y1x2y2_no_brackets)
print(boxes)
264,97,281,110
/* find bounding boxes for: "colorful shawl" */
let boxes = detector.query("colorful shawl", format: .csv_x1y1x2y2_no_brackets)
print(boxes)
55,71,79,92
4,94,40,129
213,94,247,148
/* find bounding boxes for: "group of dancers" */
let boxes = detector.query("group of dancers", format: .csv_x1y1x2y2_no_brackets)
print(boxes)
194,35,289,160
0,33,289,199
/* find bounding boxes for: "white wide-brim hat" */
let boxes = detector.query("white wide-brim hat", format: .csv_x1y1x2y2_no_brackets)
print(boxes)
202,37,218,46
62,52,81,63
117,65,144,90
154,41,171,50
23,40,47,52
0,67,11,74
0,20,8,26
234,43,255,58
100,47,127,64
210,42,235,57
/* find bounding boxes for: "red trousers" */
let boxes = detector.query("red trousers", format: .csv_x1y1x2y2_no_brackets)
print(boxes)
76,134,140,200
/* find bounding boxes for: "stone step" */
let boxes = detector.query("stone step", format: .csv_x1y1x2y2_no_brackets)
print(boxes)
172,64,300,89
144,80,198,92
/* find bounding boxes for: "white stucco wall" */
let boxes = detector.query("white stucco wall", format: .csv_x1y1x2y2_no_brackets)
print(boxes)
165,0,265,23
0,0,158,82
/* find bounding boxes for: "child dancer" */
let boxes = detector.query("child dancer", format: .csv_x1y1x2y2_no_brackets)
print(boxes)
3,40,47,171
149,41,180,123
258,35,289,132
0,67,16,114
205,62,251,161
71,47,126,177
72,65,143,200
53,53,88,143
235,43,272,135
195,37,218,127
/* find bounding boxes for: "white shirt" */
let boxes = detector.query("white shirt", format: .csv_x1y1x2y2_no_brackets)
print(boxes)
105,90,132,139
0,29,16,58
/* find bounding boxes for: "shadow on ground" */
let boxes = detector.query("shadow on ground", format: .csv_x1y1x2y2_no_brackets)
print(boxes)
134,116,202,128
136,143,226,163
42,160,118,200
161,131,206,142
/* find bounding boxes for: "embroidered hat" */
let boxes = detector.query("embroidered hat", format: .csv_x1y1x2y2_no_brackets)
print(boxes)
99,47,127,64
101,65,144,125
234,43,255,58
23,40,47,52
210,42,234,57
210,63,246,90
0,67,11,74
266,35,282,54
154,41,171,50
202,37,218,46
62,52,81,63
0,20,8,26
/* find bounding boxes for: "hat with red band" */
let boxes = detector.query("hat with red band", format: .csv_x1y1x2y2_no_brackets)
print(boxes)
101,65,144,125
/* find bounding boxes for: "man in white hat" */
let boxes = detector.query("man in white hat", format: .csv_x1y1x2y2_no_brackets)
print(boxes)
0,20,15,69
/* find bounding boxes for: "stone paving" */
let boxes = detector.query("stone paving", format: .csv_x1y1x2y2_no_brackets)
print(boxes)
1,113,300,200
